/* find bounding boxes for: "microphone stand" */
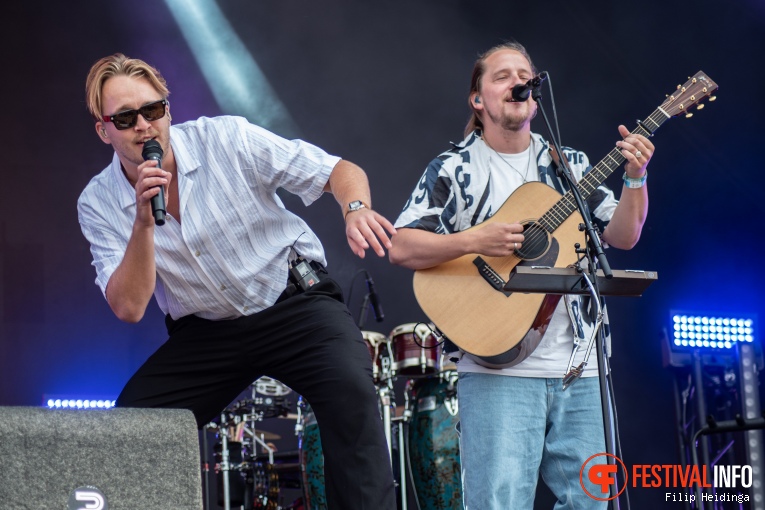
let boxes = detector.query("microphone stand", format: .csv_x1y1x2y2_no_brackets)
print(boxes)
530,85,620,509
533,86,612,279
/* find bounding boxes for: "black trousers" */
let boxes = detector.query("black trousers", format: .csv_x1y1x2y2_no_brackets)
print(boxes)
116,276,396,510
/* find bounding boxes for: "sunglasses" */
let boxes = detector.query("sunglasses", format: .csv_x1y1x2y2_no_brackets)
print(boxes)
102,99,168,130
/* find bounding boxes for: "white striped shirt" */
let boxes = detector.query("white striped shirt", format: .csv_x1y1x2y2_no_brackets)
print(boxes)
78,115,340,320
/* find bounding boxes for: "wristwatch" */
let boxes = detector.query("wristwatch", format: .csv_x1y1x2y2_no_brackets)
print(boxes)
345,200,367,218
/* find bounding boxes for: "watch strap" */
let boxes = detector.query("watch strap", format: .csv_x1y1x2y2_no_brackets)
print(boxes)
344,200,368,218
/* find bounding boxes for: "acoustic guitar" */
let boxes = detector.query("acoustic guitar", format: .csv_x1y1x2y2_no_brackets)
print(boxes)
412,71,718,358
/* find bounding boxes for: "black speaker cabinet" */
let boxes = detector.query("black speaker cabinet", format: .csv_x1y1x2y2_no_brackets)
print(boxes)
0,406,202,509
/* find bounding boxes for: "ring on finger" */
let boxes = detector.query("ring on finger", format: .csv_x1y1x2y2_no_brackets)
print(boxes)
635,150,643,159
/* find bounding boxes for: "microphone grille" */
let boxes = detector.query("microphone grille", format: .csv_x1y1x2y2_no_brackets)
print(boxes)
142,139,163,159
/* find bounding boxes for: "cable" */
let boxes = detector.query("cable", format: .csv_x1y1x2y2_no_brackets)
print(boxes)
288,232,307,258
606,356,631,510
344,268,366,308
543,72,562,149
402,411,422,510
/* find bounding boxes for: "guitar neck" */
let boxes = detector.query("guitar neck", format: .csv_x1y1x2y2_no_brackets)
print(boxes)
539,107,670,233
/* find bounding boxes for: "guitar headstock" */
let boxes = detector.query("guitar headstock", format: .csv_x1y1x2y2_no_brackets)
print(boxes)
660,71,718,119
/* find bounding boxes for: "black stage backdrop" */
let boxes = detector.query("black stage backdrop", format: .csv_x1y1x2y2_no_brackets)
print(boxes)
1,1,763,508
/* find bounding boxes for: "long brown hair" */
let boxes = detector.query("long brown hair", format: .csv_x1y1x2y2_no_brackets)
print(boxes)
464,41,537,137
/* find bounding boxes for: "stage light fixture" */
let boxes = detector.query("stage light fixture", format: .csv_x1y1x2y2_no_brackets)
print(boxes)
671,313,755,351
664,311,763,508
43,396,116,410
739,342,764,508
662,312,759,369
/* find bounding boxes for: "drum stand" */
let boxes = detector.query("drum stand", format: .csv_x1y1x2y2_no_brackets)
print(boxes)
219,426,233,510
376,351,410,510
394,389,415,510
208,413,278,510
379,384,394,463
378,348,396,462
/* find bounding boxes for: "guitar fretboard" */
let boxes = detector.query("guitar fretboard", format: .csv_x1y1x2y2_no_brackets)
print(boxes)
538,107,670,233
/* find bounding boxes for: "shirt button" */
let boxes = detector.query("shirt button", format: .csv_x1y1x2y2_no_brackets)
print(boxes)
220,284,226,291
243,306,249,312
195,250,201,257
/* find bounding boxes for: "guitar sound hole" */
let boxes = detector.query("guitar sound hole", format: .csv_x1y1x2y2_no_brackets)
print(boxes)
516,222,549,260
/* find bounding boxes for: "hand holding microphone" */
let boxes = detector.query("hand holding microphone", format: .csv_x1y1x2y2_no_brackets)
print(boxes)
141,140,167,226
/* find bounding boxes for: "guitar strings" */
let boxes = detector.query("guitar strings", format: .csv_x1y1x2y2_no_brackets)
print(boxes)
509,111,662,263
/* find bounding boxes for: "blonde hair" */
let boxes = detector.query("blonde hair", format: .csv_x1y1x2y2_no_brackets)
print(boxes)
464,41,537,137
85,53,169,121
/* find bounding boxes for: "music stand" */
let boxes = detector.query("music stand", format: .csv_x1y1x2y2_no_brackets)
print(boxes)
504,266,657,296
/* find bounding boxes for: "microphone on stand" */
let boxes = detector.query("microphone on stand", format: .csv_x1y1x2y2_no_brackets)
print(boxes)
365,271,384,322
141,140,166,226
511,71,549,102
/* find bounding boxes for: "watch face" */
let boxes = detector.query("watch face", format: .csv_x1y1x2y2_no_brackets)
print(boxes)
349,200,364,211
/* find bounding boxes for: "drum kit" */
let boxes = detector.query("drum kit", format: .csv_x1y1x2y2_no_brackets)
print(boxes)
204,323,463,510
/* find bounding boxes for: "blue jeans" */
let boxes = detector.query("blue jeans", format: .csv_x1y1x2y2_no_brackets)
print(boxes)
458,373,607,509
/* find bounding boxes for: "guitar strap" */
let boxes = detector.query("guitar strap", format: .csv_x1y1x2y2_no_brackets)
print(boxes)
547,143,578,185
548,144,563,174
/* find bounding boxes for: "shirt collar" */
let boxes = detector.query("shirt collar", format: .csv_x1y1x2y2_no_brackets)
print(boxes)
168,124,201,177
109,152,138,210
109,124,201,210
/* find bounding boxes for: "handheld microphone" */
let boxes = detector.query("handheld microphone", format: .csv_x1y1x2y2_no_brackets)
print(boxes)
365,271,384,322
141,140,166,226
511,71,549,102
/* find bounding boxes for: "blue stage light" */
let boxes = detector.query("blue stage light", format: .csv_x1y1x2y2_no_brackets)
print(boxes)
670,313,756,351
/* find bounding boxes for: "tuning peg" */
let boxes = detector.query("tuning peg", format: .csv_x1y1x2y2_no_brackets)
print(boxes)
697,104,705,110
709,96,717,102
685,113,694,118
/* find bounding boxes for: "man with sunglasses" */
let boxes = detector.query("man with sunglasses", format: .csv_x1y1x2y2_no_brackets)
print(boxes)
78,53,397,509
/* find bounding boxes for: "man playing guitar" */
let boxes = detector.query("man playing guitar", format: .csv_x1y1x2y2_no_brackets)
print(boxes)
388,41,653,509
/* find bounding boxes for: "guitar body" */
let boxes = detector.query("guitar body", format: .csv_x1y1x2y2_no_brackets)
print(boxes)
413,182,584,357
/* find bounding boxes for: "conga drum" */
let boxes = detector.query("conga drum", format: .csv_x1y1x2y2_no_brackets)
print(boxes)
298,401,327,510
407,372,463,509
